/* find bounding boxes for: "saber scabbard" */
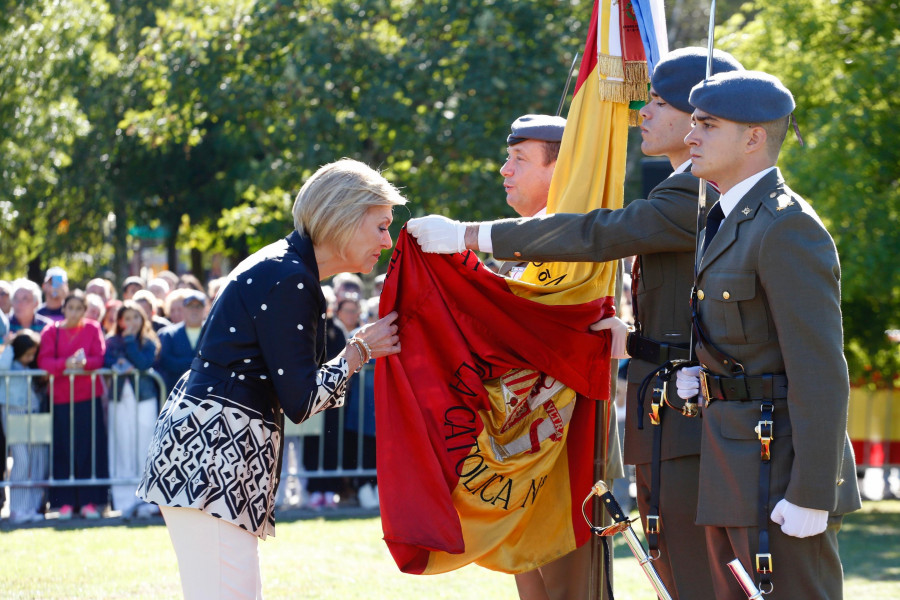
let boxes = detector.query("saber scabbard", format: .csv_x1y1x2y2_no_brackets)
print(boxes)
727,558,766,599
582,480,674,600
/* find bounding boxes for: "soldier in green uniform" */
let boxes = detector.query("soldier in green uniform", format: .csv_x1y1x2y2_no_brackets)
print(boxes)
674,70,861,598
407,48,743,599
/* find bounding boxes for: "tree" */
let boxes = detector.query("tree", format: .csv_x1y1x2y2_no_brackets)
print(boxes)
119,0,594,256
0,0,116,283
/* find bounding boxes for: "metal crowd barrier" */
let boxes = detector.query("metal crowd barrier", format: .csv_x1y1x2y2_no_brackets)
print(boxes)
1,364,379,493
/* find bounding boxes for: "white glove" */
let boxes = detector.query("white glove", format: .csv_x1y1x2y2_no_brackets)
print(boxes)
770,498,828,538
589,317,630,359
675,366,701,400
406,215,466,254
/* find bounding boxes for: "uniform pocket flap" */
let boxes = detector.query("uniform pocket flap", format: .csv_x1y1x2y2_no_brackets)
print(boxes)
704,270,756,303
719,400,792,440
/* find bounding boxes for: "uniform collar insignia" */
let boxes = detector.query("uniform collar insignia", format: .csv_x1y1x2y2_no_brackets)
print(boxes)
741,207,752,216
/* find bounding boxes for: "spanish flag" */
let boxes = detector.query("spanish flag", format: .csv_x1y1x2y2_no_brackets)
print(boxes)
376,0,653,574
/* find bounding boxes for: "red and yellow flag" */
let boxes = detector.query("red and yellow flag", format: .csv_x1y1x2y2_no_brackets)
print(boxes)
376,0,649,575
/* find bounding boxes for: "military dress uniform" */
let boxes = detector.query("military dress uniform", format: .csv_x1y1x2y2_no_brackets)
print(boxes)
491,166,717,598
693,168,861,598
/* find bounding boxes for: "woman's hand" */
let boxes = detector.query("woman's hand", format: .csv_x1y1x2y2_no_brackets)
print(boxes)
353,311,401,359
66,349,87,370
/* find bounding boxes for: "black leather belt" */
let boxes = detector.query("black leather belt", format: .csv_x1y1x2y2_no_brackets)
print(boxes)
626,332,689,364
700,371,788,402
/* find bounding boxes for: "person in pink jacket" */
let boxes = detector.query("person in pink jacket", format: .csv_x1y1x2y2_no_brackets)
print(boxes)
37,290,108,519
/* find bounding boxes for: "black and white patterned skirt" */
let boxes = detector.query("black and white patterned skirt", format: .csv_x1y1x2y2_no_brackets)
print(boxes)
137,372,281,539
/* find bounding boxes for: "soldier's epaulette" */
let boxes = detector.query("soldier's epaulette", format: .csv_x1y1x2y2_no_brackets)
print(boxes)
760,190,800,216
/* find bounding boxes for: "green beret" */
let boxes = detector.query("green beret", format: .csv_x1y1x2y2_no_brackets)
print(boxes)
651,47,743,114
507,114,566,146
689,70,796,123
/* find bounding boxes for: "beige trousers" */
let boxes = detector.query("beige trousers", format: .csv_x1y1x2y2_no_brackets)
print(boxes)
161,506,263,600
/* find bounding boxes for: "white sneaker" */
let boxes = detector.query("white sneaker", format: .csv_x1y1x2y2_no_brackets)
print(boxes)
358,483,379,510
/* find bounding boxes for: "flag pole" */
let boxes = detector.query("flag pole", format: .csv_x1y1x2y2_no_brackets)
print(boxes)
690,0,717,360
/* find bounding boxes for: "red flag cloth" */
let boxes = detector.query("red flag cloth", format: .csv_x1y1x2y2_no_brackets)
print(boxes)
376,231,613,574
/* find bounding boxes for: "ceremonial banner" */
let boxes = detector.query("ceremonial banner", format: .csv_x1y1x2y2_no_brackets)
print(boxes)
376,0,654,575
632,0,669,75
376,232,613,574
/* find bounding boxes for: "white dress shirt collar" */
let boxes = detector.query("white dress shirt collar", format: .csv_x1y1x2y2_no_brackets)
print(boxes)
670,158,692,176
718,167,776,218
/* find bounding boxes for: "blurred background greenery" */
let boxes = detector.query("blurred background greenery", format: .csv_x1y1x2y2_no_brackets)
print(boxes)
1,0,897,381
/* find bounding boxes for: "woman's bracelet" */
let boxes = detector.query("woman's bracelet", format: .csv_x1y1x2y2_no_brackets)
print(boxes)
350,336,372,363
348,341,366,374
348,337,372,373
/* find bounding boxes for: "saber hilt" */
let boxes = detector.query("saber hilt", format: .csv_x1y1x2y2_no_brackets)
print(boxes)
727,558,767,599
583,480,674,600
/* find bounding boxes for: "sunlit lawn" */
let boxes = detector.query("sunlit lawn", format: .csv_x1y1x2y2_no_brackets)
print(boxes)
2,501,898,599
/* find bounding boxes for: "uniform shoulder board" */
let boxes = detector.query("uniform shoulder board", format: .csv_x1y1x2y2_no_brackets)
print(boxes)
762,190,799,214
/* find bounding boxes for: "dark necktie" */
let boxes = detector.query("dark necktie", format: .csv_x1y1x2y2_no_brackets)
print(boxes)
702,203,725,255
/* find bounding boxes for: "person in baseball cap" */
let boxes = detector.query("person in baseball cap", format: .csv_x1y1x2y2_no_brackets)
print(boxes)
39,266,69,321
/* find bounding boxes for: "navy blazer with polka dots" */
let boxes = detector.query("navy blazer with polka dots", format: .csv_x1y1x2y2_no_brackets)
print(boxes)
192,230,330,424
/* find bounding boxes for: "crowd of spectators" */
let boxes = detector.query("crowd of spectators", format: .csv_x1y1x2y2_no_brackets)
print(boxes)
1,265,385,524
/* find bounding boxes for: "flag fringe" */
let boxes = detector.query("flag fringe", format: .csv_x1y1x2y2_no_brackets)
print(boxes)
629,110,642,127
624,61,649,85
597,79,649,105
596,53,625,79
597,80,630,104
597,55,649,104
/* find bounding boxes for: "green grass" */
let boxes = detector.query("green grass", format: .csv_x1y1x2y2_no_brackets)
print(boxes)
2,501,899,599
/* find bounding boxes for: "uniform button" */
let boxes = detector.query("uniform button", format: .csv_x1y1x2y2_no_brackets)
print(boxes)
722,291,730,300
697,289,705,300
514,251,522,257
770,192,777,198
837,478,844,486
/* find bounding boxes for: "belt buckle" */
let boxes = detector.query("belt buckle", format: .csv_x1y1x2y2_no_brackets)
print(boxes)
650,390,662,426
699,369,711,407
646,514,660,535
756,552,773,574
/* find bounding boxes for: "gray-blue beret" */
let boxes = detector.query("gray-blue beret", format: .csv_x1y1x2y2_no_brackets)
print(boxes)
507,114,566,146
689,70,796,123
651,47,743,114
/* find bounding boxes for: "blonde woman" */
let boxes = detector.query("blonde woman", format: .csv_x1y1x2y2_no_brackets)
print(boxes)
138,159,404,599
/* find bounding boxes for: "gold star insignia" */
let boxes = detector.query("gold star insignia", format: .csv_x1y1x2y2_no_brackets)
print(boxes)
742,207,752,216
776,199,795,211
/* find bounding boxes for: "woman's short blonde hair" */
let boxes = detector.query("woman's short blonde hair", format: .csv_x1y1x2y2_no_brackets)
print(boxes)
292,159,406,257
